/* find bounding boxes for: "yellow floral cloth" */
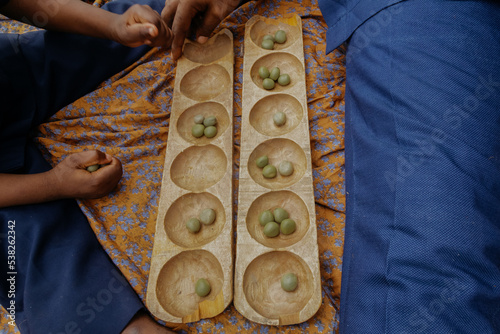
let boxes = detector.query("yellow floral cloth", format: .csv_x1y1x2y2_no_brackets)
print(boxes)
0,0,345,332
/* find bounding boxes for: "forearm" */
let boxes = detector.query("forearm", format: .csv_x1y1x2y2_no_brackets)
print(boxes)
0,172,60,208
0,0,120,41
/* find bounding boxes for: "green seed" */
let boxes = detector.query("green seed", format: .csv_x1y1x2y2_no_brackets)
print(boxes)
269,67,280,81
258,66,270,79
280,218,296,235
186,218,201,233
200,208,216,225
193,114,205,124
281,273,298,292
203,115,217,127
277,74,291,86
274,30,287,44
273,207,289,223
262,78,275,90
263,221,280,237
273,111,286,126
255,155,269,168
262,164,277,178
261,39,274,50
278,160,294,176
204,125,217,138
195,278,211,297
259,210,274,226
262,34,275,42
86,164,100,173
192,124,205,138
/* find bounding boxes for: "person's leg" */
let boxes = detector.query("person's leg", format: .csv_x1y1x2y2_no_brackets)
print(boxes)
341,1,500,333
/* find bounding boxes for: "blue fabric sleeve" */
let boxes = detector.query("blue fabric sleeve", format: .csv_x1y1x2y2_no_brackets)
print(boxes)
341,1,500,333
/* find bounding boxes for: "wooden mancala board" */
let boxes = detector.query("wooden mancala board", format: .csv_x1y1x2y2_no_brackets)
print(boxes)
146,29,234,323
234,15,322,325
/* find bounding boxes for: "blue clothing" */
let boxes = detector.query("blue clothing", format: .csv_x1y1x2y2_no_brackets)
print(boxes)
0,0,164,332
318,0,500,333
318,0,405,53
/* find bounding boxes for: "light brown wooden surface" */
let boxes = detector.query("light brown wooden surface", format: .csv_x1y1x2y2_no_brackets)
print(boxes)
234,15,322,325
146,29,234,323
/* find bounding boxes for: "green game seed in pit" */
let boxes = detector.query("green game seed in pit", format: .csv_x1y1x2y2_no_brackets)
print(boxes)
269,67,280,81
273,111,286,126
261,39,274,50
278,74,291,86
274,30,287,44
203,115,217,127
186,218,201,233
192,124,205,138
200,208,216,225
193,114,205,124
204,125,217,138
273,207,289,223
259,210,274,226
255,155,269,168
280,218,296,235
281,273,298,292
263,221,280,237
278,160,294,176
263,78,275,90
258,66,270,79
262,164,277,178
195,278,211,297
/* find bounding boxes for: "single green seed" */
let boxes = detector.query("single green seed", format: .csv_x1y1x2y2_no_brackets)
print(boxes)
273,111,286,126
262,164,277,178
204,125,217,138
86,164,100,173
193,114,205,124
261,39,274,50
262,78,275,90
280,218,296,235
263,221,280,237
262,34,275,42
255,155,269,168
259,210,275,226
192,124,205,138
269,67,280,81
195,278,211,297
274,30,287,44
278,74,291,86
200,208,216,225
203,115,217,127
186,218,201,233
278,160,294,176
281,273,298,292
273,207,289,223
258,66,270,79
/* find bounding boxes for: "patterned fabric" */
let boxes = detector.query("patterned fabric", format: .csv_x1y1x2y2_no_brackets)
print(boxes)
0,0,345,332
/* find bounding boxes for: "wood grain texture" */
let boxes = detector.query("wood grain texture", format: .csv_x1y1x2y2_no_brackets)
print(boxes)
146,29,234,323
234,15,322,326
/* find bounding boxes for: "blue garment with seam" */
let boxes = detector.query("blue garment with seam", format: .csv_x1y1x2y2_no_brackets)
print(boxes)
318,0,500,333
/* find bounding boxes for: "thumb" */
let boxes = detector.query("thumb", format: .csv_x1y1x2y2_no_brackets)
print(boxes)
124,23,158,46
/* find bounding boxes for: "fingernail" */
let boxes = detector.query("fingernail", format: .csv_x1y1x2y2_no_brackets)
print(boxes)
197,36,208,44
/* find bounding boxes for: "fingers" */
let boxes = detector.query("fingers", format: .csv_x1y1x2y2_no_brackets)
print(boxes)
170,0,204,60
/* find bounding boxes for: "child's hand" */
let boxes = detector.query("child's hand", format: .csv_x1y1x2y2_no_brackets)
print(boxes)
111,4,173,48
50,150,123,199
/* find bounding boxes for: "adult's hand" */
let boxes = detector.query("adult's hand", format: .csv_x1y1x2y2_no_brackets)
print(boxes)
161,0,240,59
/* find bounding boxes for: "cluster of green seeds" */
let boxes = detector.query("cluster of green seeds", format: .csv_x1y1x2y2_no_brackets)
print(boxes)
191,115,218,138
259,66,291,90
261,30,287,50
195,278,211,297
186,208,216,234
259,207,296,237
256,155,294,179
